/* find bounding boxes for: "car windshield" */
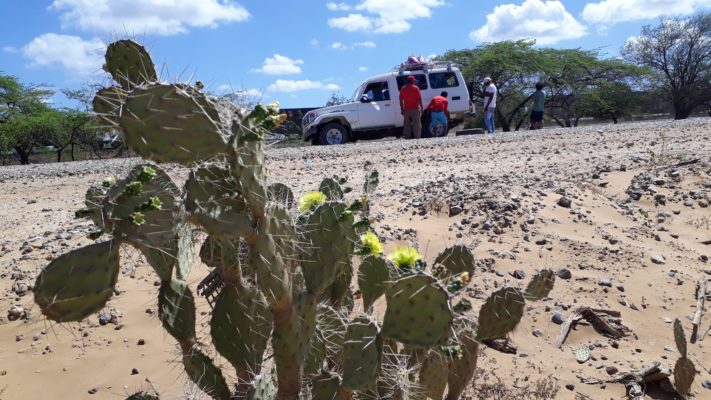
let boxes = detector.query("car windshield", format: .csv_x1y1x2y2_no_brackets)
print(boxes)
351,83,365,102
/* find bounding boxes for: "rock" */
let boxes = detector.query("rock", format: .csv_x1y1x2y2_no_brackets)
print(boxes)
449,205,463,217
651,255,666,265
532,329,543,337
555,268,572,280
88,386,99,395
606,366,619,375
137,339,145,346
98,311,112,326
512,270,526,279
535,238,548,245
565,384,575,391
552,312,564,325
7,305,24,321
12,282,28,296
557,197,572,208
702,380,711,390
131,368,140,375
598,279,612,287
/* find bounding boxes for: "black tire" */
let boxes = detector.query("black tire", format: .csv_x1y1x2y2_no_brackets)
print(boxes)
319,123,349,145
421,112,433,139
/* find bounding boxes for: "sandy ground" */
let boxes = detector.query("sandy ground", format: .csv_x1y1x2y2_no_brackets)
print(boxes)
1,119,710,400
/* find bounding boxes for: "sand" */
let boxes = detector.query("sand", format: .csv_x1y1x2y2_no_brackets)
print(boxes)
0,118,710,399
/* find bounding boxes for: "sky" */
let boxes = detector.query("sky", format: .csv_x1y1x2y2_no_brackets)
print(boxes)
1,0,710,109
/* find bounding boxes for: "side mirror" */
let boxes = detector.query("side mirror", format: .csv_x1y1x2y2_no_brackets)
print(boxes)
360,95,370,103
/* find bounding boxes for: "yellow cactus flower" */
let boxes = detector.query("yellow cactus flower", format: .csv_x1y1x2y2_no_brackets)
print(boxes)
460,272,470,284
387,247,423,270
360,232,384,255
298,191,327,213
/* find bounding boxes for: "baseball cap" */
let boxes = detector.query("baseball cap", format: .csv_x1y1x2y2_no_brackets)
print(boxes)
483,77,492,83
407,75,416,82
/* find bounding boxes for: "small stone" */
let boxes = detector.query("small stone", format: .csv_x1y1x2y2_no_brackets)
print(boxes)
532,329,543,337
565,384,575,391
552,312,564,325
88,387,99,395
555,268,572,280
98,311,111,326
449,205,463,217
598,279,612,287
557,197,572,208
131,368,139,375
7,305,24,321
651,255,666,265
702,380,711,390
137,339,145,346
606,366,619,375
512,270,526,279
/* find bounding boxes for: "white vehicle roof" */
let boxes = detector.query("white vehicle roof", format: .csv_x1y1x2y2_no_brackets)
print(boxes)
364,62,462,83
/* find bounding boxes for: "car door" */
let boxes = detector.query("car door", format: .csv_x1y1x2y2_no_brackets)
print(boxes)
357,80,395,129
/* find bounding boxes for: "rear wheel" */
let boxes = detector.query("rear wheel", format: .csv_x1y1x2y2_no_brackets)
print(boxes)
319,123,349,145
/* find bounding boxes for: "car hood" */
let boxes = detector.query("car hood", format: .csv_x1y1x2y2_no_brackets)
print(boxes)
314,102,358,116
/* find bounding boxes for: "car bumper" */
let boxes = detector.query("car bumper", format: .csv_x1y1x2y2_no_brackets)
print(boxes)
302,125,318,141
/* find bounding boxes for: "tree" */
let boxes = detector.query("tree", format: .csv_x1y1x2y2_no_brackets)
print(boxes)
325,92,349,107
0,73,54,164
441,40,543,131
623,12,711,119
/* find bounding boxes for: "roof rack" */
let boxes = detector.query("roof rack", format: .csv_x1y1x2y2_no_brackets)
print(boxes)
392,61,456,75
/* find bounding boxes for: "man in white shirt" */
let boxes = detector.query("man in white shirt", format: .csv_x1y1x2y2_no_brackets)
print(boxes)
482,77,497,134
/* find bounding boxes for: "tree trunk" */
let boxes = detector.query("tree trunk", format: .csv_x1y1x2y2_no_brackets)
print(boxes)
71,142,75,161
56,149,62,163
673,99,693,120
13,147,30,164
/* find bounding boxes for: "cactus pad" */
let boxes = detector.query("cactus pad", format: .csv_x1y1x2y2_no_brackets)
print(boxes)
126,392,159,400
475,287,525,341
524,269,555,301
182,347,231,400
433,245,475,279
119,84,227,166
358,255,393,310
300,203,357,295
673,356,695,396
210,284,272,374
200,235,241,271
310,371,341,400
419,350,449,400
248,374,277,400
342,316,383,391
446,318,479,400
104,40,157,89
185,166,253,237
382,274,453,347
673,318,687,358
158,280,196,343
249,204,296,303
268,183,295,209
92,86,126,125
319,177,344,201
34,240,120,322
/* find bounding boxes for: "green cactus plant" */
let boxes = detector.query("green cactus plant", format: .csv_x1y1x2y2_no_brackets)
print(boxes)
33,40,557,400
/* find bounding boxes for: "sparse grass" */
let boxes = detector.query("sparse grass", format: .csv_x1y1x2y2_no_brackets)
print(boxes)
425,196,449,214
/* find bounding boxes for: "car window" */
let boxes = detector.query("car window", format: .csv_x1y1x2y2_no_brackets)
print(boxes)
396,75,428,90
363,81,390,101
429,72,459,89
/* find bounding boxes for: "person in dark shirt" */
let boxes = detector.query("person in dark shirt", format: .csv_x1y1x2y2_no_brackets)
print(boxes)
399,75,423,139
426,91,449,137
530,82,545,130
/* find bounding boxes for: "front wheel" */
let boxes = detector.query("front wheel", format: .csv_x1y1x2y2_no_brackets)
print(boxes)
319,123,349,145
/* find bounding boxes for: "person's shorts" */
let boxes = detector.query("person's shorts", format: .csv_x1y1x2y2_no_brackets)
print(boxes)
530,110,544,122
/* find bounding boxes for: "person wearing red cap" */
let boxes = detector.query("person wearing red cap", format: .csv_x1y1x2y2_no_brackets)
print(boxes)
399,75,423,139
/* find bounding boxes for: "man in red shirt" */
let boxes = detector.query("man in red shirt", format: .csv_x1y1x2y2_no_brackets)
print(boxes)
426,91,449,137
399,75,423,139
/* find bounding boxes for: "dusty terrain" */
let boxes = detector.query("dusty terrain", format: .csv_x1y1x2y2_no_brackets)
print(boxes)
1,119,710,400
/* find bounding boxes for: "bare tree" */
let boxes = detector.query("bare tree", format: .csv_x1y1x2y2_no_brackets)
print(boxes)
623,12,711,119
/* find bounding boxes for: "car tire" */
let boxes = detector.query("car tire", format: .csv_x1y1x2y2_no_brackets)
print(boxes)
319,123,349,145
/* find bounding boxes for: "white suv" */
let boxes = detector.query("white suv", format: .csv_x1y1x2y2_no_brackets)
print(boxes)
302,62,471,145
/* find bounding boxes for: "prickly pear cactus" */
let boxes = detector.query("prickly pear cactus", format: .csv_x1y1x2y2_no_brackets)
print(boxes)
32,39,557,400
524,269,555,301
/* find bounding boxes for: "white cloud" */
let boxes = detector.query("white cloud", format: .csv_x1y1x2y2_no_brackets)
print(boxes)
327,0,445,34
358,66,369,72
471,0,587,45
327,2,352,11
331,42,347,49
22,33,104,77
328,13,373,32
3,46,18,53
310,38,319,47
268,80,341,93
49,0,250,36
582,0,711,24
354,41,376,48
253,54,304,75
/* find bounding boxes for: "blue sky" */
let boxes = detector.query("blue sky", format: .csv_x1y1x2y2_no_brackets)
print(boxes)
1,0,710,108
